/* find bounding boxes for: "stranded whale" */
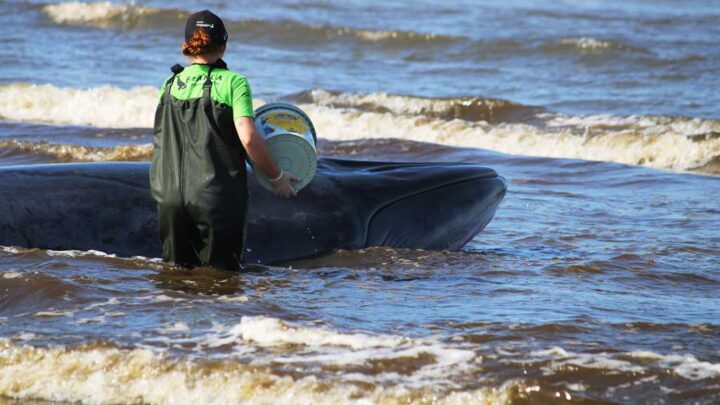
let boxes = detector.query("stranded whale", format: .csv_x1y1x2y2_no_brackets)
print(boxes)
0,158,506,264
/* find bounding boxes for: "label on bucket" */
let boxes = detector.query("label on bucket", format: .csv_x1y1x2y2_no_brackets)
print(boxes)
252,103,318,193
262,112,309,134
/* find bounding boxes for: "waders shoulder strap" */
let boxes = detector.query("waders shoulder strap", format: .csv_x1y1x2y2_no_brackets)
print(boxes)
202,66,215,106
163,64,185,101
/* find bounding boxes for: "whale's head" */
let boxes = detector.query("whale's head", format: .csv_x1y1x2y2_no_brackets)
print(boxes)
246,157,507,262
322,159,508,251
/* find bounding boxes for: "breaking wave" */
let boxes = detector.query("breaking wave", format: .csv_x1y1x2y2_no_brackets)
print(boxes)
302,104,720,174
0,341,513,404
288,88,542,123
41,1,164,28
1,83,718,174
0,311,517,405
0,82,158,128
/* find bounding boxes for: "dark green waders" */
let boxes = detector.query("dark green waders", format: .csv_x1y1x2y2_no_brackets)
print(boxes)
150,63,248,271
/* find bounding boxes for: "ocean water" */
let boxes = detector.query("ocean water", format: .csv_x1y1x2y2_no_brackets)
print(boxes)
1,1,719,404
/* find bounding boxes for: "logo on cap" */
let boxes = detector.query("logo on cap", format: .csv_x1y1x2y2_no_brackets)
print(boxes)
196,20,214,28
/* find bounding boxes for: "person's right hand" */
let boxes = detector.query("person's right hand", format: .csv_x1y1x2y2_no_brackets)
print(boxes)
271,170,299,198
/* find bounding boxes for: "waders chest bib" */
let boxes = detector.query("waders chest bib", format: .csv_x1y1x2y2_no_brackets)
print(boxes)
150,62,248,270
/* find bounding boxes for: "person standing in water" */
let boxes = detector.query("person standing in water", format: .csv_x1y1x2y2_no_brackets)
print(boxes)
150,10,297,271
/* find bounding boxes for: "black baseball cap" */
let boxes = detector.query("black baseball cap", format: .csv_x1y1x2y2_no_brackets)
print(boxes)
185,10,228,44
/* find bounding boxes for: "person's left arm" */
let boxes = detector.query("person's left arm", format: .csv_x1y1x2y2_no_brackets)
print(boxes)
231,76,298,198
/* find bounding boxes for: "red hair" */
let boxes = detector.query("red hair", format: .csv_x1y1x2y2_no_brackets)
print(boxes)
182,28,223,56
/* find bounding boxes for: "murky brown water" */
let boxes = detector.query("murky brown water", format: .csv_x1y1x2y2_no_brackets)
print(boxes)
1,136,718,403
2,0,719,402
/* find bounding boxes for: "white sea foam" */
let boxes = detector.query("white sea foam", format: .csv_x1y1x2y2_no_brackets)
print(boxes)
201,316,409,350
0,341,511,404
153,294,185,303
296,88,525,121
184,316,478,390
16,333,37,341
530,346,720,381
159,322,190,333
545,113,720,136
1,83,718,173
565,383,587,392
0,139,153,162
351,28,449,42
46,249,114,258
84,297,120,311
0,83,157,128
42,1,158,26
34,311,74,318
630,351,720,380
531,347,570,358
217,294,250,302
107,311,125,317
274,343,477,388
303,104,720,173
560,37,614,50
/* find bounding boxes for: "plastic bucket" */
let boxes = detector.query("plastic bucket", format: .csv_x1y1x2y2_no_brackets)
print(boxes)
252,102,317,192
